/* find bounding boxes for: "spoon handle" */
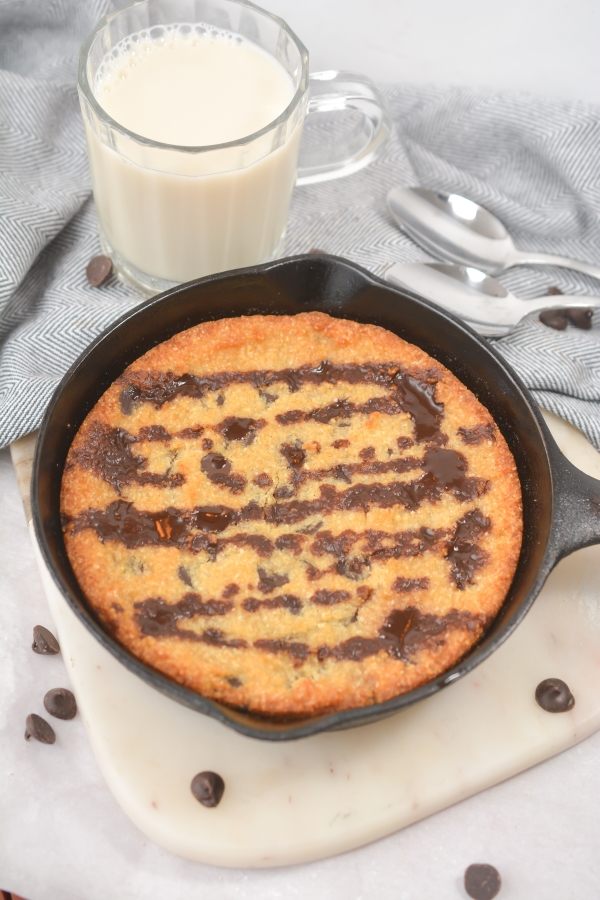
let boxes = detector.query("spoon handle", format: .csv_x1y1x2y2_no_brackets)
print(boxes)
512,250,600,281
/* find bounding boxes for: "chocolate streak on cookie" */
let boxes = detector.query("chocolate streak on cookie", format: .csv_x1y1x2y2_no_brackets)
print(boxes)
243,595,303,615
218,416,265,444
254,639,309,664
201,452,247,494
392,576,430,592
446,509,491,588
458,424,496,445
317,607,485,662
134,598,486,666
292,452,422,487
307,525,444,582
71,423,185,493
135,593,234,638
118,362,444,441
69,451,487,550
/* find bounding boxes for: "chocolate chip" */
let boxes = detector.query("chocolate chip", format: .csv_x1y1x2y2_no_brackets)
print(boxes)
539,306,595,331
464,863,501,899
24,714,56,744
177,565,193,587
32,625,60,655
86,255,112,287
43,688,77,720
191,771,225,807
539,308,568,330
201,452,231,478
202,438,214,450
535,677,575,712
566,307,593,329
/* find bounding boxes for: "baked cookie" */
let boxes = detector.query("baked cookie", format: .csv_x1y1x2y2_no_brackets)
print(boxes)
61,312,522,717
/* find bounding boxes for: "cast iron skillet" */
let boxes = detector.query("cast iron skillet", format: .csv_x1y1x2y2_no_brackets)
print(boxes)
32,254,600,741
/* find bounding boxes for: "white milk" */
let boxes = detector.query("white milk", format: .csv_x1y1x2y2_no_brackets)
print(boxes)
86,25,301,285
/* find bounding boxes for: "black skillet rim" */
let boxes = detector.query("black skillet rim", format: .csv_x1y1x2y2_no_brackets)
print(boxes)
32,253,558,741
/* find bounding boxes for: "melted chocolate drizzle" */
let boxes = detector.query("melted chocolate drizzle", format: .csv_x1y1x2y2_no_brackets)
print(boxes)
137,425,171,442
118,361,444,442
135,593,234,638
201,452,246,494
446,509,491,588
243,595,302,615
254,639,309,664
257,567,290,593
392,576,430,592
311,589,352,605
132,596,486,667
458,424,496,445
72,424,185,492
280,442,306,468
317,606,484,662
218,416,265,443
293,451,422,487
72,447,488,559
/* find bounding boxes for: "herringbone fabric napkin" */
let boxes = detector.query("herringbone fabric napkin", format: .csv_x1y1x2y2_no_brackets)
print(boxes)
2,0,600,448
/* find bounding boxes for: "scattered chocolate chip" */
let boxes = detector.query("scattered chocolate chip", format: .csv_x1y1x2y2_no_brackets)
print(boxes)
253,472,272,487
535,677,575,712
86,255,112,287
202,438,214,450
546,286,563,296
24,714,56,744
539,306,594,331
43,688,77,720
191,771,225,807
32,625,60,655
464,863,501,899
226,676,242,687
566,307,593,329
539,308,568,330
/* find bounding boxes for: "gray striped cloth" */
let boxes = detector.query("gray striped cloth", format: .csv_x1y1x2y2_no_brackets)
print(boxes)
2,0,600,449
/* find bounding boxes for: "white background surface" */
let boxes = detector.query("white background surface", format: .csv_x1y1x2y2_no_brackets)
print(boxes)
268,0,600,104
2,0,600,896
1,446,600,897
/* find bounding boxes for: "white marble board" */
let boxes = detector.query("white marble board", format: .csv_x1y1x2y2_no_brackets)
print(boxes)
10,409,600,868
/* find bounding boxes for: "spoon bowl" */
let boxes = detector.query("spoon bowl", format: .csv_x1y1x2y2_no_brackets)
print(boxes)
388,186,600,281
384,261,600,336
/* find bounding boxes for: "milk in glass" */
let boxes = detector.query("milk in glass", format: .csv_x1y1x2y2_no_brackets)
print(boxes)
87,25,299,284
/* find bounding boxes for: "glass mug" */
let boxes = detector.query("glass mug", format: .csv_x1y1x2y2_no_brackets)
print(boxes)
78,0,391,294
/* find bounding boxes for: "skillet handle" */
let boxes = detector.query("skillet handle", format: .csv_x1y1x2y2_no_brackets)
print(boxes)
551,443,600,560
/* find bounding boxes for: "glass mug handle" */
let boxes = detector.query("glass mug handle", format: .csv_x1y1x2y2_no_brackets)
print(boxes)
295,70,392,186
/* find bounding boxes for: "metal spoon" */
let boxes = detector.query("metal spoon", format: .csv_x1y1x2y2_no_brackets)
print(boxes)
387,186,600,281
384,261,600,336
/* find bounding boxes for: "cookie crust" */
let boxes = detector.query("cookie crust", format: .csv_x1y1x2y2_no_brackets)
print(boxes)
61,312,523,717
